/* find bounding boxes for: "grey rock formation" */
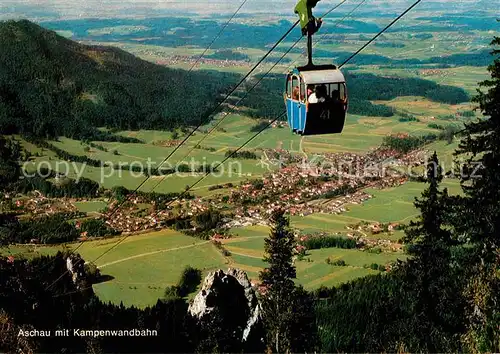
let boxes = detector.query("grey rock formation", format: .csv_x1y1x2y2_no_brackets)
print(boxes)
65,255,85,287
226,268,261,341
189,268,261,342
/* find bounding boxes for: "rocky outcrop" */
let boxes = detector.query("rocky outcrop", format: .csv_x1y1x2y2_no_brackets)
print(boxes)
189,268,261,342
226,268,261,341
65,255,86,288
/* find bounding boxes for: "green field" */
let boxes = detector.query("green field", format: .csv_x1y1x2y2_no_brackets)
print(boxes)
4,221,408,307
223,232,404,290
291,179,461,236
93,241,225,307
73,201,108,213
19,104,462,197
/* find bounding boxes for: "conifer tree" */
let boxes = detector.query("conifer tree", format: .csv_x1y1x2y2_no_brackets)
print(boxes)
452,34,500,352
404,152,451,251
403,152,463,351
0,136,20,187
259,210,317,353
454,34,500,264
260,210,296,353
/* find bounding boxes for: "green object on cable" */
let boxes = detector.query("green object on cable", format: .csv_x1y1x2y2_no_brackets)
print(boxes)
294,0,321,31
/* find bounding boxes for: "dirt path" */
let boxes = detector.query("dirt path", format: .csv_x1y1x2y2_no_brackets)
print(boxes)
226,250,263,259
222,235,267,244
98,241,210,269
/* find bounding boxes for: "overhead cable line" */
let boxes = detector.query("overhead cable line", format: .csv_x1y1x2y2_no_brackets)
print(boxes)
48,0,422,295
133,0,349,187
44,19,302,291
144,0,351,194
339,0,421,67
91,0,346,218
133,0,424,241
96,19,300,211
145,20,299,171
145,48,297,195
188,0,249,73
45,1,350,272
285,0,367,71
37,15,300,278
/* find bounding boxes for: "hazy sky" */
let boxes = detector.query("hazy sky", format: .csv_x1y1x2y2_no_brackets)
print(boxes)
0,0,495,21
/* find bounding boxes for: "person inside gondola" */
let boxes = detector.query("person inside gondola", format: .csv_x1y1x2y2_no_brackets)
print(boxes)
292,85,300,100
331,89,344,115
331,89,340,102
308,88,318,104
309,84,326,104
307,85,314,98
316,84,327,101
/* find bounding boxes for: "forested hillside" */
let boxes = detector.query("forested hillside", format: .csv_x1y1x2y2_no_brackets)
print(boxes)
0,20,239,139
0,20,472,140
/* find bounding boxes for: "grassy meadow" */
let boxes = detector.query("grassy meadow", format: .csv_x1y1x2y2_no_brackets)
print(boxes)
3,222,406,307
19,104,463,195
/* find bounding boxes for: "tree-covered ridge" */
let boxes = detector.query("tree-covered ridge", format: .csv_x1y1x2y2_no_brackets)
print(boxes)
40,17,382,50
450,34,500,352
0,20,240,139
311,49,496,67
0,20,472,140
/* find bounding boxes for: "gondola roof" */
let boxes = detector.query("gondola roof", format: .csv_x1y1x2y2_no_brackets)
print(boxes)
295,68,345,85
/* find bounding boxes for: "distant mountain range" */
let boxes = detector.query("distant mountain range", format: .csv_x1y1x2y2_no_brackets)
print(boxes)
0,20,239,140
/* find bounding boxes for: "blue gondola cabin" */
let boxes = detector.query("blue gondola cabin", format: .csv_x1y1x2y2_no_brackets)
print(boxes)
284,65,348,135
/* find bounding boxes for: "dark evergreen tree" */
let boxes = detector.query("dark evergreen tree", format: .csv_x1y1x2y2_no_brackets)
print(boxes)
0,310,38,353
195,309,242,354
288,285,319,353
260,210,296,353
176,266,202,297
403,151,464,351
259,210,317,353
452,34,500,352
0,136,21,188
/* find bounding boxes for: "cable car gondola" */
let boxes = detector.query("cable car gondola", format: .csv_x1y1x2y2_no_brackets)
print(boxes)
285,0,348,136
